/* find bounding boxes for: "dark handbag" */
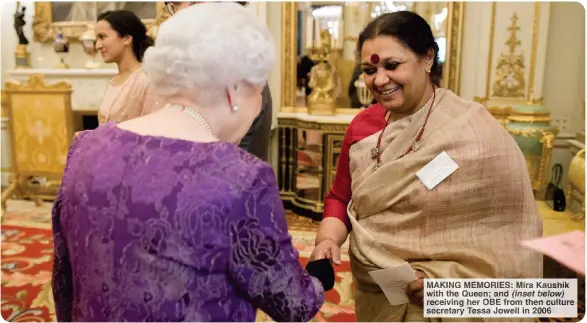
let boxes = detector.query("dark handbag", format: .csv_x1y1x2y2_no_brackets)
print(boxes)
545,163,566,211
305,258,335,291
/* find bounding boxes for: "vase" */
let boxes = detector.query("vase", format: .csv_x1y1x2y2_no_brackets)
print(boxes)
79,25,100,69
53,29,70,69
505,105,559,198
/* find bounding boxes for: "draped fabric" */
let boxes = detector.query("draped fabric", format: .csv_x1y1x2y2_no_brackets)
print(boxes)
346,88,543,321
98,69,163,124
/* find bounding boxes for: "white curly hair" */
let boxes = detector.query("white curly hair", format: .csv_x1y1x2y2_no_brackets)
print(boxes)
142,2,275,105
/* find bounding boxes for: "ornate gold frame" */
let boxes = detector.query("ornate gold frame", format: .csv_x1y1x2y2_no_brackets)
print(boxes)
280,2,465,113
33,2,169,43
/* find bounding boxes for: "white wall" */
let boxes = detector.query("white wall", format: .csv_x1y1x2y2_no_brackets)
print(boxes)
0,2,271,82
542,2,585,135
541,2,585,188
1,1,117,83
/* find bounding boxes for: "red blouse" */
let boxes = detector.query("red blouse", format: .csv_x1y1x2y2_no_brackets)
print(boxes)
323,103,388,231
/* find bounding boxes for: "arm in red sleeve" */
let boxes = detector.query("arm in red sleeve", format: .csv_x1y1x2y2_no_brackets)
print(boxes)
323,123,353,232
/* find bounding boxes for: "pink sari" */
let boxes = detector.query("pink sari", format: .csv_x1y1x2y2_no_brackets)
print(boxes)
347,88,542,321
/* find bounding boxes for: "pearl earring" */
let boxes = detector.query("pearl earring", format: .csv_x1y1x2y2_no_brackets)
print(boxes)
231,105,239,112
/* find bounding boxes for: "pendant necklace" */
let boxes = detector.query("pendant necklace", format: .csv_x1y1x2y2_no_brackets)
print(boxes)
168,103,214,135
371,87,437,171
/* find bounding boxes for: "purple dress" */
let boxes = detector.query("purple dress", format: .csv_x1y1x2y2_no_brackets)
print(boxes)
51,123,324,322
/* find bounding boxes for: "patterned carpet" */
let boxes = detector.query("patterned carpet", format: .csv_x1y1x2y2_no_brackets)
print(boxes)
3,200,583,323
0,200,355,322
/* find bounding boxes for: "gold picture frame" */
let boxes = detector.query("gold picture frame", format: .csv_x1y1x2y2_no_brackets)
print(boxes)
33,2,170,43
281,2,465,114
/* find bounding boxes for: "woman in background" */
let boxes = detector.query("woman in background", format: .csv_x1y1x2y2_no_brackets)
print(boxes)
52,3,325,322
95,10,162,124
311,11,542,321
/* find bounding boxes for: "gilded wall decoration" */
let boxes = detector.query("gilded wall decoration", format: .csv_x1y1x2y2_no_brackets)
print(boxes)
492,13,526,99
281,3,298,112
33,2,168,43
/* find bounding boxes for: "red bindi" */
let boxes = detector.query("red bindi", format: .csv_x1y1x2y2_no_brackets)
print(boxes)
370,54,380,64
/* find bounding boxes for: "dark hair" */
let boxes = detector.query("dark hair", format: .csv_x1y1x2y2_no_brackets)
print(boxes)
97,10,154,62
357,11,441,86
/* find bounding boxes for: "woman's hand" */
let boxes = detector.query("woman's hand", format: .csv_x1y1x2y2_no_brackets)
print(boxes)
310,238,342,266
406,270,428,306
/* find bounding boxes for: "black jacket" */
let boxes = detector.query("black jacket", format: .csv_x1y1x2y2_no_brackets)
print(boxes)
238,84,272,161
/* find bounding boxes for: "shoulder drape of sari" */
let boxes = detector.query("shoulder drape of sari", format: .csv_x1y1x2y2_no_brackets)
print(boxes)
347,88,542,322
98,70,163,124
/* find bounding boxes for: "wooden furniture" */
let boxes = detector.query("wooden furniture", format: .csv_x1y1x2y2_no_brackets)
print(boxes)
1,74,74,212
277,112,353,220
1,69,111,187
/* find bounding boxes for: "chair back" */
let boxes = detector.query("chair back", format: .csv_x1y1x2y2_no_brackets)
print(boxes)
3,74,74,192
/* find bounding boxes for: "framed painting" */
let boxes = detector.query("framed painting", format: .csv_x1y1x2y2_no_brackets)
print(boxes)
33,2,170,42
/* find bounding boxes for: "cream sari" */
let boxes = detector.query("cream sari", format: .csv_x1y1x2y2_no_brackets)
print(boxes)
347,88,543,322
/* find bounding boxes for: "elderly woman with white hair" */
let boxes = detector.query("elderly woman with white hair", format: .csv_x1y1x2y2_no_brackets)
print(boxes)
51,3,327,322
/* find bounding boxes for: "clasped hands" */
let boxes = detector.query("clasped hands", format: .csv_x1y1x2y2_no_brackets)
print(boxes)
311,238,428,306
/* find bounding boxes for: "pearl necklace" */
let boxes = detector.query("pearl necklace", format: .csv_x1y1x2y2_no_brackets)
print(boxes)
167,103,213,135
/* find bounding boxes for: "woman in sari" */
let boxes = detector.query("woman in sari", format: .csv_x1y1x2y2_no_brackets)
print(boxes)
52,4,327,322
95,10,162,124
310,11,543,321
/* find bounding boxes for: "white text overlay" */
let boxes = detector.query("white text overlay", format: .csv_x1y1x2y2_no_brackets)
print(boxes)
423,279,577,318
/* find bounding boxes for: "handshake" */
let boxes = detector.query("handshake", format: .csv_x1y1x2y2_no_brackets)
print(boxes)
305,258,335,291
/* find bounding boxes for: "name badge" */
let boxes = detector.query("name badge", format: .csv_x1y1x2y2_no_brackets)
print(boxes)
416,151,459,190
